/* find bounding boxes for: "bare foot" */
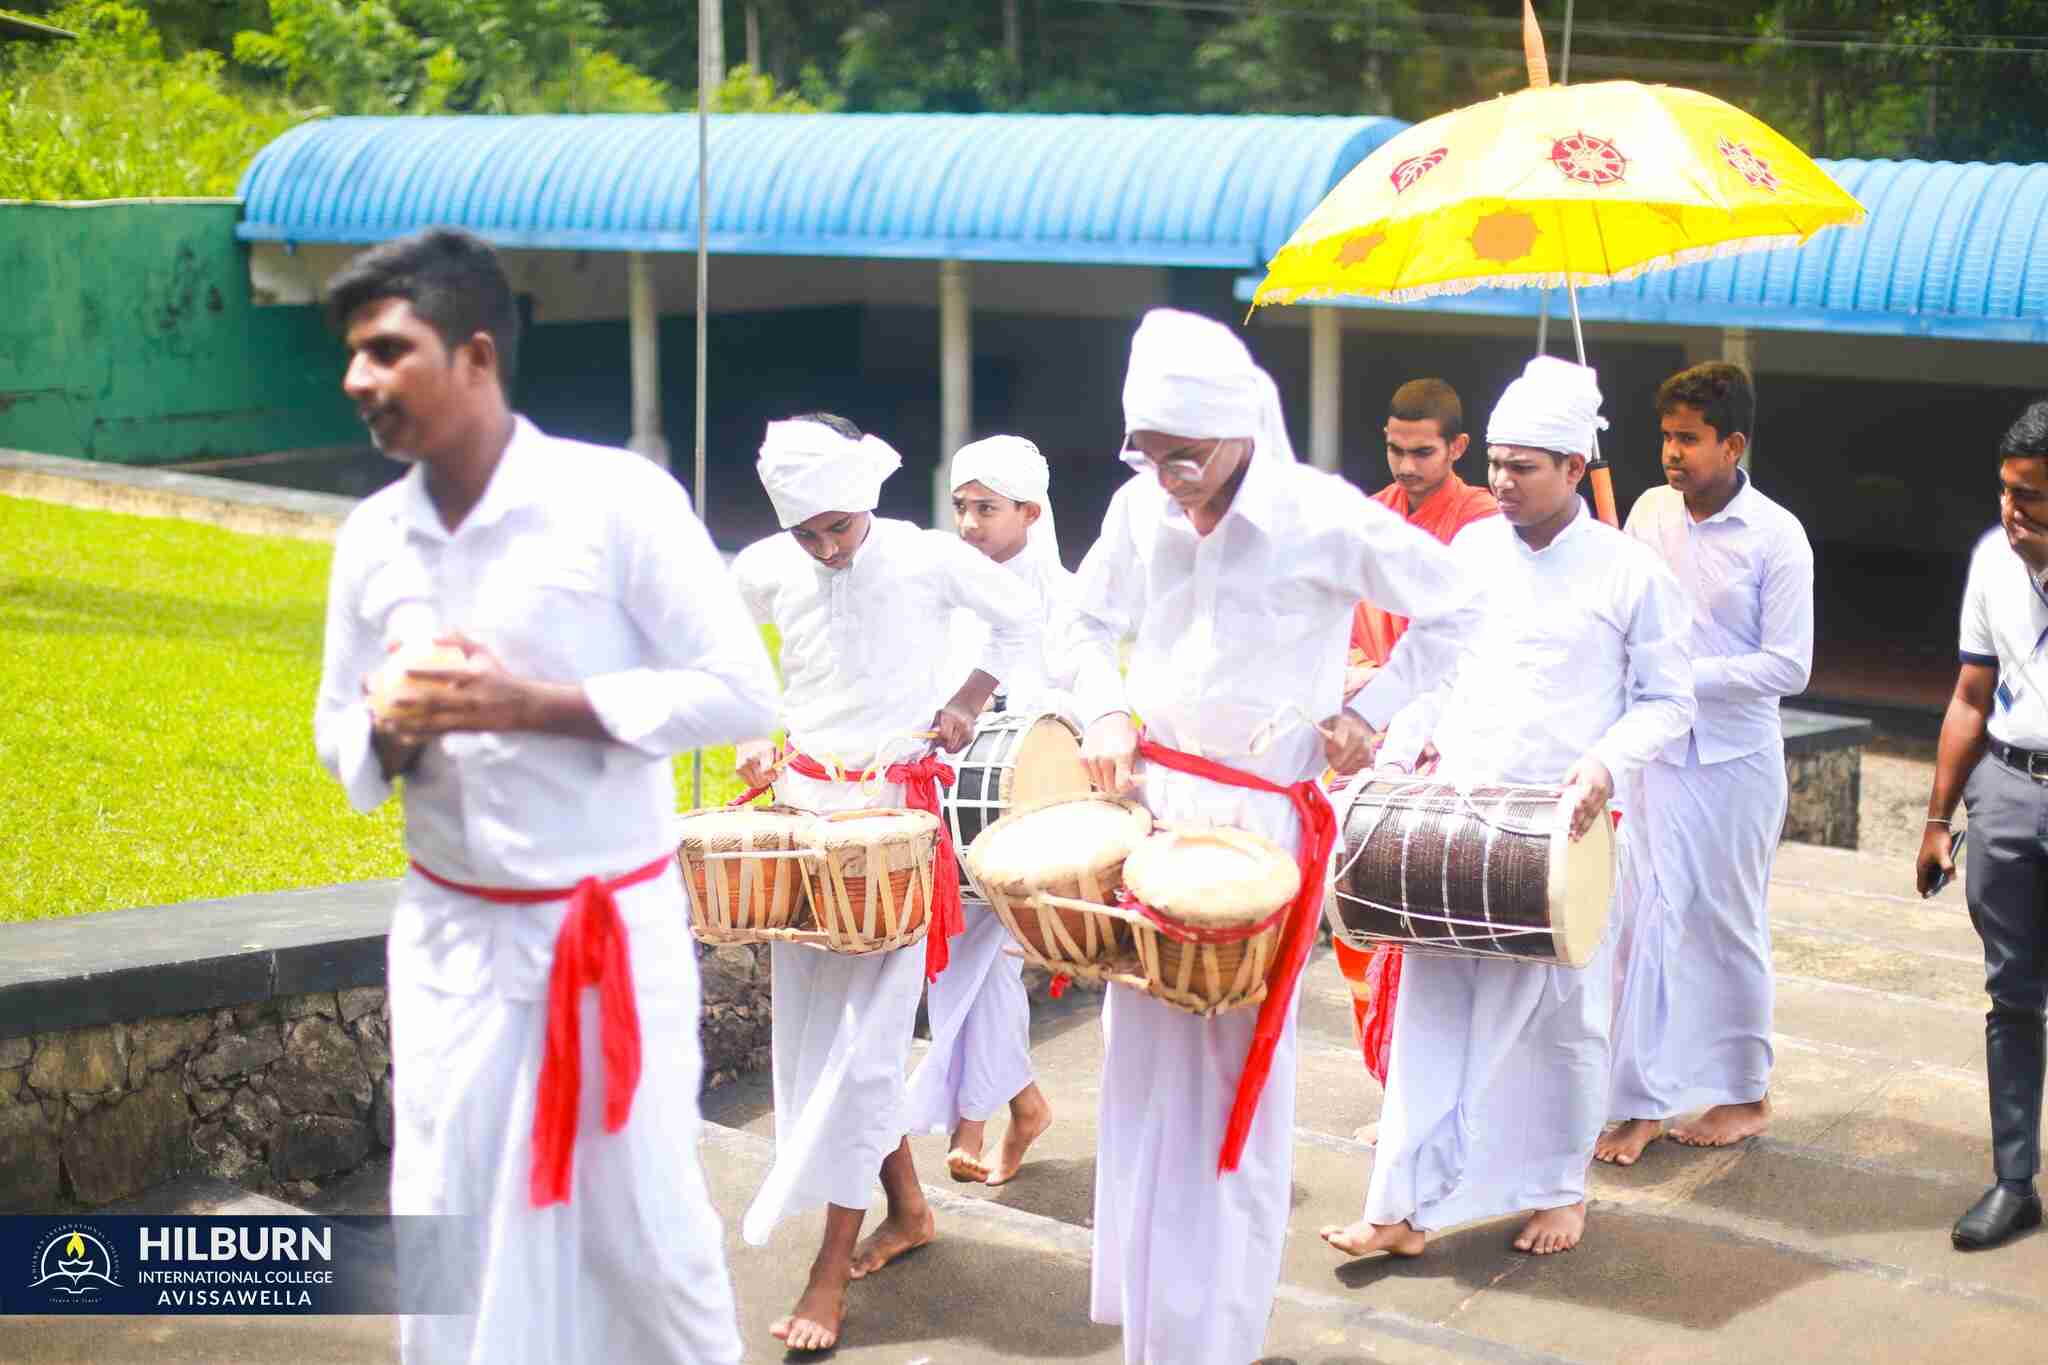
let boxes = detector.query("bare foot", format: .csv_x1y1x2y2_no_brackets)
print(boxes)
986,1086,1053,1186
1351,1121,1379,1147
1513,1202,1586,1255
946,1118,989,1182
1319,1218,1425,1258
1594,1118,1665,1166
770,1261,847,1352
1671,1097,1770,1148
848,1205,936,1279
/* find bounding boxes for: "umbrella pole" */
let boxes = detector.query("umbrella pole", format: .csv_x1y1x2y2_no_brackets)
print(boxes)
1564,276,1619,527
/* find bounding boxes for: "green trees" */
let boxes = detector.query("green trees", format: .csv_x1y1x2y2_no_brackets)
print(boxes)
0,3,302,199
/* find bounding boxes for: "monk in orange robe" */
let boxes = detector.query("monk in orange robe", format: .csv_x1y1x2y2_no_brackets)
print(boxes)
1337,380,1499,1099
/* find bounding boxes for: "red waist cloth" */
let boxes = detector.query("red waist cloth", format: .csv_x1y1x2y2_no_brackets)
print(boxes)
1135,736,1338,1175
781,749,962,982
406,852,670,1209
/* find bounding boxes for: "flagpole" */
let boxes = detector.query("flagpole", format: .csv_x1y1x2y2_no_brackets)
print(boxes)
690,7,712,809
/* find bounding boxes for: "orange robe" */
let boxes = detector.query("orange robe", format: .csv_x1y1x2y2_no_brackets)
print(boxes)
1337,475,1498,1084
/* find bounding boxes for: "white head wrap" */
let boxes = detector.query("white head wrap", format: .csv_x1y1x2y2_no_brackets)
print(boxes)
1486,356,1609,457
756,418,903,529
1120,309,1298,465
949,435,1061,571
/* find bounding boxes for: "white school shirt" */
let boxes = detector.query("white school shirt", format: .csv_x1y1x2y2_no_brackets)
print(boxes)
313,418,781,987
944,547,1083,724
1059,448,1481,787
1382,507,1695,789
1625,473,1814,765
1960,525,2048,750
731,518,1037,766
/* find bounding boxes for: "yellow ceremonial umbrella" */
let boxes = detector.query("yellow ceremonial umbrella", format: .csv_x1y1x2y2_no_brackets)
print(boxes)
1251,2,1865,524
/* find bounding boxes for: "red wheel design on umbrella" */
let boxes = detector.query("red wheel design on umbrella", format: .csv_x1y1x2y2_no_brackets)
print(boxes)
1549,131,1628,186
1716,136,1779,193
1389,147,1448,195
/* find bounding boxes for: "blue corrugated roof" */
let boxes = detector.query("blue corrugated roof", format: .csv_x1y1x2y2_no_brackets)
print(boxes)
1237,158,2048,343
235,113,1406,270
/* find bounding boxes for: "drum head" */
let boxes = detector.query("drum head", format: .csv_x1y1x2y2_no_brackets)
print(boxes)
1123,828,1300,928
1005,715,1090,804
967,795,1151,892
1547,797,1615,968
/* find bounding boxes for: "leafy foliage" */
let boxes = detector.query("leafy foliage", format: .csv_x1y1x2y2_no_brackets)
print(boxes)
0,2,304,200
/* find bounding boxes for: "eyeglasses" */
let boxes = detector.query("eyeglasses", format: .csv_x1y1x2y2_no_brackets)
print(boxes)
1118,435,1236,486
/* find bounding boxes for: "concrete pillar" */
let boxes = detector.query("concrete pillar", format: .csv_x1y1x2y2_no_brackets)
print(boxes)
1309,305,1342,473
1723,326,1756,470
627,253,670,471
937,259,971,530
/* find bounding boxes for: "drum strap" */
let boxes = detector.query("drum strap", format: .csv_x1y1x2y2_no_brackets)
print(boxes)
407,852,670,1209
1135,736,1338,1176
783,750,964,983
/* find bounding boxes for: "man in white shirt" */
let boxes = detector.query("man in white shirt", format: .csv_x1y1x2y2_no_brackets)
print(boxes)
729,416,1037,1352
1323,356,1694,1262
1598,363,1814,1167
906,436,1071,1187
1063,309,1480,1365
1917,399,2048,1251
312,228,780,1365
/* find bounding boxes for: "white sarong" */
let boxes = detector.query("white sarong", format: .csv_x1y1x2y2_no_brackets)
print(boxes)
905,897,1034,1134
1608,743,1784,1119
389,870,743,1365
740,766,926,1244
1089,748,1303,1365
1364,934,1616,1233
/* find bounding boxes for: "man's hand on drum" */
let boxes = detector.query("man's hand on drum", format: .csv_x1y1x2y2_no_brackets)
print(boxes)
1321,711,1377,776
1082,711,1140,795
735,738,781,790
1560,755,1615,842
929,704,978,754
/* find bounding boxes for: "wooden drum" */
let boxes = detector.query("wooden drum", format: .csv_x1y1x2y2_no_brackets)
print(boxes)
800,808,939,954
677,806,814,945
1325,777,1613,967
942,712,1092,897
966,794,1152,973
1120,827,1300,1016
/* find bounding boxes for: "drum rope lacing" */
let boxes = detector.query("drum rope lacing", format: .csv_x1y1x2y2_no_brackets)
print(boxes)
1327,777,1562,949
1112,886,1291,945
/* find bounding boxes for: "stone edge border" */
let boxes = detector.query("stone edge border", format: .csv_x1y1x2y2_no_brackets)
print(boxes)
0,447,357,543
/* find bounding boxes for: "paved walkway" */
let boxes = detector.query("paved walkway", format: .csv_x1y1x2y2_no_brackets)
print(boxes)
12,840,2040,1363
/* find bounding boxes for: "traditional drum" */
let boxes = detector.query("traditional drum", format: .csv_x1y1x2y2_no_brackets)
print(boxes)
941,711,1092,897
1119,827,1301,1016
800,808,940,953
966,794,1152,972
1325,777,1613,967
677,805,814,945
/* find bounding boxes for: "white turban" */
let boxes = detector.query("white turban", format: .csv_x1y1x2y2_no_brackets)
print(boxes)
1120,309,1298,465
1486,356,1609,457
950,434,1061,572
756,419,903,529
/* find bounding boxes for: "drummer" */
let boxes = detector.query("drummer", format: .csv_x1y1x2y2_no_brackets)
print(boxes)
1321,357,1694,1261
1062,309,1482,1365
906,436,1075,1187
728,414,1037,1353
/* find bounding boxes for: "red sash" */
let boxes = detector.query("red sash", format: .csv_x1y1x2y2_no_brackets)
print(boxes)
781,749,963,983
407,852,670,1208
1134,737,1338,1174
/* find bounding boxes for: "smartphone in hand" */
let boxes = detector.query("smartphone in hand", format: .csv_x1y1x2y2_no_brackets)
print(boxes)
1925,827,1967,898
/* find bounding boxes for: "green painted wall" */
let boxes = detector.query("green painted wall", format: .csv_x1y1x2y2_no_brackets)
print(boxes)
0,202,356,464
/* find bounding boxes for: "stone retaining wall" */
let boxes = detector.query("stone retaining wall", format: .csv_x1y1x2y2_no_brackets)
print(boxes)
0,881,780,1213
1785,746,1861,849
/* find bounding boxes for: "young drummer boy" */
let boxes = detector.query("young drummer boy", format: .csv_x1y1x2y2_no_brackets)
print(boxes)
907,436,1075,1186
729,414,1036,1353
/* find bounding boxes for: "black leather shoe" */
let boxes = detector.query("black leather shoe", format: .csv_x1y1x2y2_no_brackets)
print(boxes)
1952,1185,2043,1250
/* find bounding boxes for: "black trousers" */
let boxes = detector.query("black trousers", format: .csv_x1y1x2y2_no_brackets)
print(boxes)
1964,755,2048,1182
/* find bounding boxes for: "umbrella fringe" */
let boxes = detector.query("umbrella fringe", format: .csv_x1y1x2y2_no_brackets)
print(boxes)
1256,230,1816,307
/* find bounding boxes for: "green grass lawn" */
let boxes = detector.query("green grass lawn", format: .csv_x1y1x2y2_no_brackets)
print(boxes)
0,496,760,922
